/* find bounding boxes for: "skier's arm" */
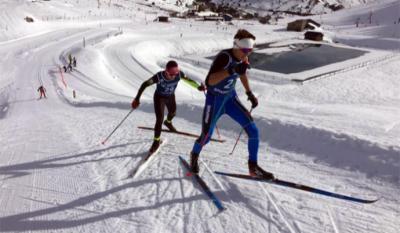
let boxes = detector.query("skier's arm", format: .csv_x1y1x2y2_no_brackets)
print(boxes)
239,74,251,93
181,75,203,90
240,74,258,108
207,53,230,86
134,75,158,101
207,53,248,86
181,75,196,85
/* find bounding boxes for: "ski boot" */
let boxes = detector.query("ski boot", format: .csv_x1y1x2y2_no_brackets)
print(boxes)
190,152,199,174
163,119,177,132
248,160,275,180
149,139,161,153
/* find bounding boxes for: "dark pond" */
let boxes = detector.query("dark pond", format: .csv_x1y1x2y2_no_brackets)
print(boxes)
249,44,367,74
207,44,367,74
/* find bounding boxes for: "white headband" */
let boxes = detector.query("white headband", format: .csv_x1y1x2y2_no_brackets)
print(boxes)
234,38,255,49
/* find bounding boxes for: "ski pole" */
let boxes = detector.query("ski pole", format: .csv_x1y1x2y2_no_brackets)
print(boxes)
215,124,222,140
101,109,134,145
229,107,254,155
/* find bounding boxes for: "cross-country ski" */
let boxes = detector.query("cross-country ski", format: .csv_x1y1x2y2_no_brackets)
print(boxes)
179,156,225,212
215,171,379,204
129,139,167,178
137,126,226,143
0,0,398,233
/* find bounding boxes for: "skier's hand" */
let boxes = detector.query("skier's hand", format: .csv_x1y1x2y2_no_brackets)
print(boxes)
228,62,249,76
197,83,206,92
246,91,258,108
131,99,140,109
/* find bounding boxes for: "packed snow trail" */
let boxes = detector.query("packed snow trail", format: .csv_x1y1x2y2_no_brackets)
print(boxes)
0,28,128,232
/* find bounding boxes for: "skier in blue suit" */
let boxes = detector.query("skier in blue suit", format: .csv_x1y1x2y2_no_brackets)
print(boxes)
190,29,274,179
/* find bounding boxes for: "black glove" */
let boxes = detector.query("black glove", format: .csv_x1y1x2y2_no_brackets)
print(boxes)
228,62,249,76
131,99,140,109
197,83,206,91
246,91,258,108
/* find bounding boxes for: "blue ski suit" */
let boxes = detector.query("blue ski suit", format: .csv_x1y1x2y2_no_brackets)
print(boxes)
192,49,259,162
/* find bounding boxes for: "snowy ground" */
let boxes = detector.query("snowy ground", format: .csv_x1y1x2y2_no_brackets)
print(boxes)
0,0,399,232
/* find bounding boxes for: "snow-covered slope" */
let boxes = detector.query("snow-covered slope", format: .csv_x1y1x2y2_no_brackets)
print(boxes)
317,0,400,48
210,0,385,14
0,0,399,233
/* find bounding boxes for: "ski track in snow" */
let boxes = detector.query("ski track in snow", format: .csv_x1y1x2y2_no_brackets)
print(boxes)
0,0,399,232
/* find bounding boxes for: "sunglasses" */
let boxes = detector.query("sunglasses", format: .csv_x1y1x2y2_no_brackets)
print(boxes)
166,69,179,76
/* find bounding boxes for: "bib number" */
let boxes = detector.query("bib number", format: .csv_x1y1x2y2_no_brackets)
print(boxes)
224,79,234,90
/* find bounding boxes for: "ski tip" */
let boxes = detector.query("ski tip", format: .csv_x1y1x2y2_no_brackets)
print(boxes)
365,197,380,204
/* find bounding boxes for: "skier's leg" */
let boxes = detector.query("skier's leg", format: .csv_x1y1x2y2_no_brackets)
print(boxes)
190,94,225,173
191,94,224,154
153,94,166,139
165,94,176,122
164,94,177,131
225,96,259,162
226,97,273,178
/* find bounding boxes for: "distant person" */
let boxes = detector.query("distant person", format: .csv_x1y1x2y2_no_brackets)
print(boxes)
67,62,73,72
67,54,73,72
131,60,205,153
37,85,47,99
189,29,274,179
68,53,72,65
72,57,77,67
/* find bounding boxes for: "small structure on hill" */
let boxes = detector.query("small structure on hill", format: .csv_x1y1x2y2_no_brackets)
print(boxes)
195,11,219,17
258,15,272,24
287,19,320,31
24,16,34,23
222,14,233,21
155,16,169,22
204,16,224,21
329,4,345,11
304,31,324,41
